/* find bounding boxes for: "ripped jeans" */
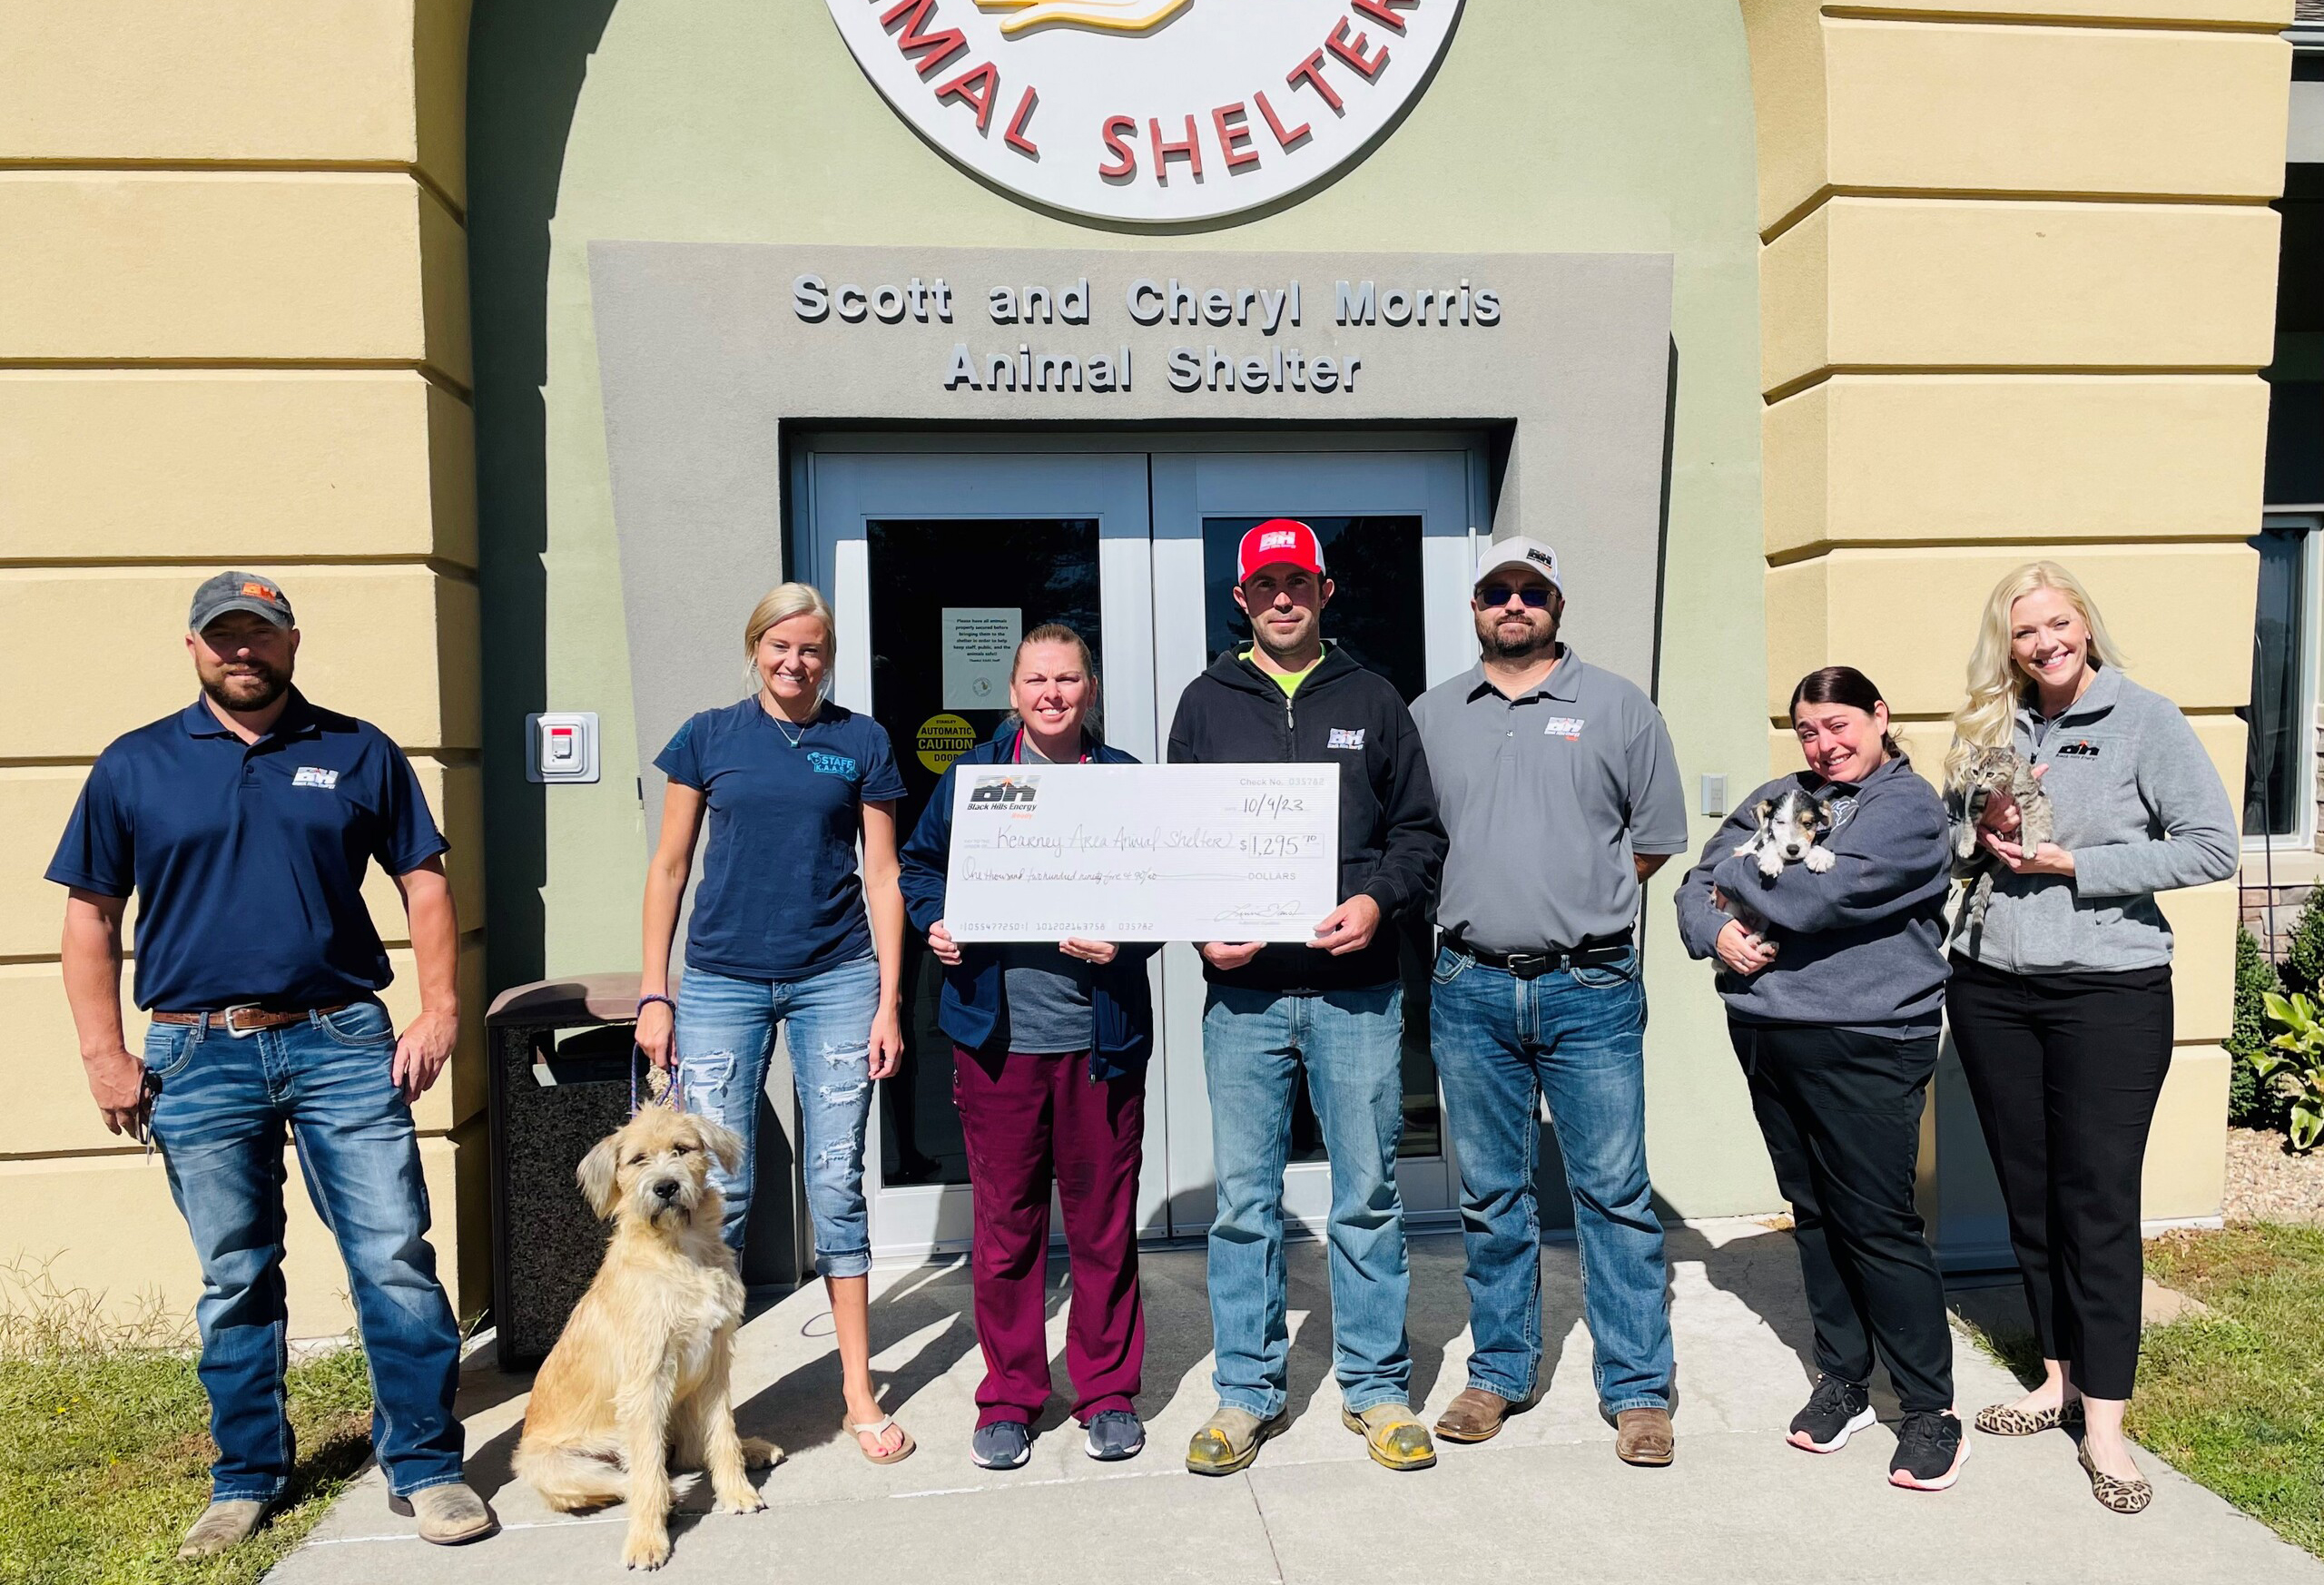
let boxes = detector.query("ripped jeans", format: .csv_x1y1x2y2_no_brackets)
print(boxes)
675,957,881,1276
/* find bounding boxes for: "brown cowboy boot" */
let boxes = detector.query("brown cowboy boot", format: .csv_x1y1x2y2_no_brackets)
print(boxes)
1615,1406,1675,1467
1434,1386,1526,1444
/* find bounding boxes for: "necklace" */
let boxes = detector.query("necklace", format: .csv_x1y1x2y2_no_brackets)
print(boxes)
764,694,815,748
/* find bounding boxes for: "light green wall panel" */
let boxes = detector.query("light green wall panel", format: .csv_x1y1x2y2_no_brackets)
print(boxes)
468,0,1777,1216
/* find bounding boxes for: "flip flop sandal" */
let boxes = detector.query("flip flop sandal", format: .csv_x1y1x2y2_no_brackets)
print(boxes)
847,1416,916,1465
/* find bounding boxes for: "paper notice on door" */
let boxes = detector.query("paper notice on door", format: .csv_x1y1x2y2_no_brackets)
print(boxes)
942,607,1021,710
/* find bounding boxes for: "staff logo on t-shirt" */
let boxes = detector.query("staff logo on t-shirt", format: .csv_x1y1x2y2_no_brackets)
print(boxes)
291,766,340,790
806,751,860,780
1542,716,1586,740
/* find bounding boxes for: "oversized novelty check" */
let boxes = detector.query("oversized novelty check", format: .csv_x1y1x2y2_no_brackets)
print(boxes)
943,763,1340,943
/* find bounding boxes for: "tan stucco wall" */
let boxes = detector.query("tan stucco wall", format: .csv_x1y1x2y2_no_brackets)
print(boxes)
1742,0,2289,1225
0,1,486,1332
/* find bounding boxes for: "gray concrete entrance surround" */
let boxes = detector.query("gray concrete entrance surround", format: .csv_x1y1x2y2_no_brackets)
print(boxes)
276,1228,2322,1584
587,244,1674,782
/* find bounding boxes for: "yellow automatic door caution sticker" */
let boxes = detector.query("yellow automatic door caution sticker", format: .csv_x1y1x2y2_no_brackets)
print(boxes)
916,713,977,774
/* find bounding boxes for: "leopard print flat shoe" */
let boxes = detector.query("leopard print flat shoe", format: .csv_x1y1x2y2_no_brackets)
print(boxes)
1973,1400,2084,1436
2079,1442,2153,1514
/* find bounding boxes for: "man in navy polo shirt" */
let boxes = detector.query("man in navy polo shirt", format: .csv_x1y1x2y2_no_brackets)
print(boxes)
50,573,493,1557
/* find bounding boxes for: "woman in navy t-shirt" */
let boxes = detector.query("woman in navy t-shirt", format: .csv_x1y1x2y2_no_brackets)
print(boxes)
637,582,915,1464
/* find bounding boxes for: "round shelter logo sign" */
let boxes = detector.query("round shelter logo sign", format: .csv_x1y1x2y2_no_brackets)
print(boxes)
825,0,1463,224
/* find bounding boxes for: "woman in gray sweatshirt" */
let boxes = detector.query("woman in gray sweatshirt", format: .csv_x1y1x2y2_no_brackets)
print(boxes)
1675,666,1965,1492
1942,562,2238,1516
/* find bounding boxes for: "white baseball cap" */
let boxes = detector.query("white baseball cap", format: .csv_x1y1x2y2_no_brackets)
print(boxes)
1474,535,1561,592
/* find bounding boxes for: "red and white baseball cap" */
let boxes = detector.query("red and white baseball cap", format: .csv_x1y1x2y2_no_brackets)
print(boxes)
1236,518,1327,583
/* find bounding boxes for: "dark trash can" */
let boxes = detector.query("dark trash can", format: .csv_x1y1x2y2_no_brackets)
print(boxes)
485,974,646,1372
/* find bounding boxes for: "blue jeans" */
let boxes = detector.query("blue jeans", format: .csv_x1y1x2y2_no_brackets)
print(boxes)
144,1000,464,1503
677,958,880,1277
1202,982,1412,1417
1430,944,1673,1413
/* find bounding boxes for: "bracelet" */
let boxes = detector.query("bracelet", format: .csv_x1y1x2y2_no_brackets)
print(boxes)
636,993,676,1016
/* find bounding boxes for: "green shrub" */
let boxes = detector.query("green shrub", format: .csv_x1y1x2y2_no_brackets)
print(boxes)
2233,928,2291,1131
2282,888,2324,999
2259,989,2324,1151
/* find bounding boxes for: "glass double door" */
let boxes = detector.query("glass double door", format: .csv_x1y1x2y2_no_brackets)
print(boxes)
803,443,1479,1261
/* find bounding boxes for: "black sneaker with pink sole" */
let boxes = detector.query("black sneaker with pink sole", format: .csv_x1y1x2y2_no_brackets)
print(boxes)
1889,1410,1971,1491
1788,1374,1874,1453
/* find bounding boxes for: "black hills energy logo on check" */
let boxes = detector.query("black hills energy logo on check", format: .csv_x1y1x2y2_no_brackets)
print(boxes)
823,0,1463,225
967,773,1042,810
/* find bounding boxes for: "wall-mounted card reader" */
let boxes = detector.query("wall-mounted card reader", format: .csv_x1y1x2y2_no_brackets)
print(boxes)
527,712,600,784
1699,773,1728,818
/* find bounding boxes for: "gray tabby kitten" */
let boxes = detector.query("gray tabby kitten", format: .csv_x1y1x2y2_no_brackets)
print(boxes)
1953,744,2053,937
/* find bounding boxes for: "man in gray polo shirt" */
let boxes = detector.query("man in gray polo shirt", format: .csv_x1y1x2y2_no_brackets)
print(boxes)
1409,536,1689,1465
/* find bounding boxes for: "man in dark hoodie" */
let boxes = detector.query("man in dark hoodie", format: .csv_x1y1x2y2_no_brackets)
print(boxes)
1165,519,1447,1477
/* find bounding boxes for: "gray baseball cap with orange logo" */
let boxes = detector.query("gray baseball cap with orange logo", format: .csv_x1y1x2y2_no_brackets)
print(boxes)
188,571,295,633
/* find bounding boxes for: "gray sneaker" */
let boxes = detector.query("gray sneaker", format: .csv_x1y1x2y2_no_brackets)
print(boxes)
1084,1409,1146,1462
970,1420,1031,1470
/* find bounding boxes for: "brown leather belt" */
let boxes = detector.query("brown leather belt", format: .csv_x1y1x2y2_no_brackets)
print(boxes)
153,1004,350,1032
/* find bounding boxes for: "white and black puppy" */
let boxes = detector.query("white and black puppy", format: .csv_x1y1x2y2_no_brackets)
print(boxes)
1733,788,1837,878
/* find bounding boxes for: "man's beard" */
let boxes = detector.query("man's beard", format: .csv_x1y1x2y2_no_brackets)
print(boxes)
202,663,290,714
1483,621,1556,661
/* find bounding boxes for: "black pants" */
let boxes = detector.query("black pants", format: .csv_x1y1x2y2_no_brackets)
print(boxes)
1729,1020,1955,1414
1945,956,2172,1401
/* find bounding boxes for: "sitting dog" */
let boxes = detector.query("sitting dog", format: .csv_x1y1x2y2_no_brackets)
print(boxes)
1952,744,2052,938
514,1106,779,1570
1733,787,1837,878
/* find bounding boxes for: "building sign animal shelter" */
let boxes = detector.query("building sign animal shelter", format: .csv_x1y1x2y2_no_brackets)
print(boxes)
825,0,1464,224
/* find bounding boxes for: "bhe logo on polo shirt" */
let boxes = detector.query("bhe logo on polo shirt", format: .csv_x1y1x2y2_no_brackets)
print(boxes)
1542,716,1586,740
968,774,1040,809
291,766,340,790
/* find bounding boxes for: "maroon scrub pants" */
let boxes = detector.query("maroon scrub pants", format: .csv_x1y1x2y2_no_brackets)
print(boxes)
951,1046,1147,1428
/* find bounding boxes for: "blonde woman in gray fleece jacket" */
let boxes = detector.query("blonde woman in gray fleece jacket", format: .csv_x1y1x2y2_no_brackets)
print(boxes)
1943,561,2237,1516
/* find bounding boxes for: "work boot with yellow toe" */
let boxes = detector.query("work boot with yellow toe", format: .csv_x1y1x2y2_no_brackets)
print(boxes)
177,1500,267,1560
1186,1404,1290,1476
1343,1403,1438,1471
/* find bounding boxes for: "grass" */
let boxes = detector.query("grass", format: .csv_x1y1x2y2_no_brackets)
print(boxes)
0,1260,379,1585
1959,1223,2324,1560
2135,1224,2324,1558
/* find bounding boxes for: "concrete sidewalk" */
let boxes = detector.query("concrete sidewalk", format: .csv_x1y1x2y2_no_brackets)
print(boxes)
271,1223,2321,1584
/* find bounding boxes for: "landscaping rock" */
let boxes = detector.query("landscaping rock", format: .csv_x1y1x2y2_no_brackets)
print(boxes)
2224,1127,2324,1226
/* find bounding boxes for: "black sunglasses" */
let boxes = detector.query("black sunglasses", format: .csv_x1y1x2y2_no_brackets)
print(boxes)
1477,583,1553,610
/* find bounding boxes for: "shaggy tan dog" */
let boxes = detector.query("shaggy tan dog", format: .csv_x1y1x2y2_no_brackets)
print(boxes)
514,1106,780,1570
